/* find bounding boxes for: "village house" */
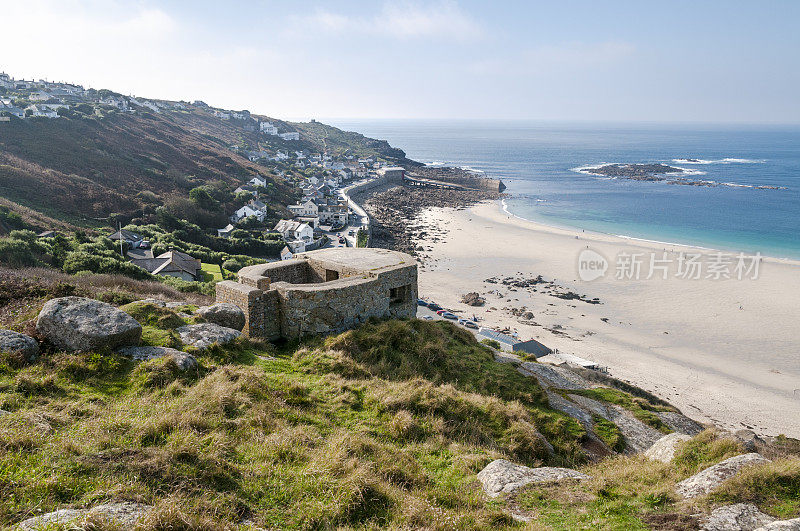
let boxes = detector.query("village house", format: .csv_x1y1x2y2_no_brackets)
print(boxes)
217,224,235,238
29,91,53,101
109,229,144,249
279,131,300,141
0,101,24,118
249,175,268,188
280,246,294,260
25,105,59,118
230,199,268,223
318,204,348,226
100,96,129,110
0,73,14,89
275,219,314,250
288,199,319,217
234,184,259,197
131,250,202,281
259,121,278,135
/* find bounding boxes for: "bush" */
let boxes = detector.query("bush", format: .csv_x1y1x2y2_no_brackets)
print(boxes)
222,259,243,272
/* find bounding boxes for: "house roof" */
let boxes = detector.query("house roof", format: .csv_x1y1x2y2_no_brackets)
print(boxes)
131,250,201,278
477,328,519,346
110,229,142,242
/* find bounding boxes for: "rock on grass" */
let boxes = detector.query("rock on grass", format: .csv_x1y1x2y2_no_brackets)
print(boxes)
36,297,142,352
477,459,589,498
700,503,775,531
117,346,198,371
0,329,39,362
17,502,152,530
177,323,240,350
677,453,771,499
197,303,246,331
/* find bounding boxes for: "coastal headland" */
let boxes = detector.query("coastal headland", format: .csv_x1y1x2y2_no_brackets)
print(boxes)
359,184,800,438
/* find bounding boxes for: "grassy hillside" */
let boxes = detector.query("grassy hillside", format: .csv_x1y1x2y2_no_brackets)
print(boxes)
1,272,798,529
0,106,408,231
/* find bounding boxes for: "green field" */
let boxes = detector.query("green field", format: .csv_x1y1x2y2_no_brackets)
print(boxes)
200,262,224,282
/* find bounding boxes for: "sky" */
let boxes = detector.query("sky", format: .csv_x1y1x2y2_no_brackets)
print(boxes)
2,0,799,124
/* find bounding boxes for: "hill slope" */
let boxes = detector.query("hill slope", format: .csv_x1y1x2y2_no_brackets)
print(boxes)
0,106,410,230
0,270,798,529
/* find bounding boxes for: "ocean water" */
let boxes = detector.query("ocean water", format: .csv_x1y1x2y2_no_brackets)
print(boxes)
329,120,800,259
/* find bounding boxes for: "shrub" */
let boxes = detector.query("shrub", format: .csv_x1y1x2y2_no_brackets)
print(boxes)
222,259,242,272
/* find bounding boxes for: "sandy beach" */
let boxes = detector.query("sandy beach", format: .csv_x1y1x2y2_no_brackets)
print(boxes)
414,200,800,438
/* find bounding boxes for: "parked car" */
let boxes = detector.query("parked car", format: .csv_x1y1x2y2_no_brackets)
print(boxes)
463,321,478,329
417,299,428,307
139,240,151,249
441,312,458,320
422,315,433,320
436,309,446,316
427,303,442,312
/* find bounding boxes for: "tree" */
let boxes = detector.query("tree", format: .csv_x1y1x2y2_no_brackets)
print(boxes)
189,187,219,211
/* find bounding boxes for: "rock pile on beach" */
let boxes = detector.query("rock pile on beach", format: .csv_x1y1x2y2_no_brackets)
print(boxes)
361,182,501,256
461,292,486,306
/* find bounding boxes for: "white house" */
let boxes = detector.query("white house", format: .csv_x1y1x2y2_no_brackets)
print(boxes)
249,175,268,188
29,91,53,101
274,219,314,243
318,204,348,225
280,246,294,260
260,121,278,135
214,110,230,119
101,96,128,110
0,102,24,118
25,105,59,118
0,73,13,89
288,199,319,217
231,199,268,223
217,224,235,238
279,131,300,141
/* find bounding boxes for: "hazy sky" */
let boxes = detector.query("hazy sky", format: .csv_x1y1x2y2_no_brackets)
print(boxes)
2,0,799,123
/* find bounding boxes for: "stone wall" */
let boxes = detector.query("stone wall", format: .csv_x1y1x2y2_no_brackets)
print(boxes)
216,248,418,341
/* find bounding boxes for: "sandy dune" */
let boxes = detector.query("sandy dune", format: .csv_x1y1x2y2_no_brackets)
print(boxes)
415,201,800,437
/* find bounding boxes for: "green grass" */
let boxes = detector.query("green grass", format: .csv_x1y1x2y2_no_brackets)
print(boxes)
568,387,674,434
593,414,626,453
0,317,574,529
1,297,798,529
200,262,224,282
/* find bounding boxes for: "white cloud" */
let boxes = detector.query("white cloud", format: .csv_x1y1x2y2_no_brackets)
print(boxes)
301,1,482,40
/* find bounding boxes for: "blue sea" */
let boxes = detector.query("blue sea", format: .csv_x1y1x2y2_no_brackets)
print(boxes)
329,120,800,259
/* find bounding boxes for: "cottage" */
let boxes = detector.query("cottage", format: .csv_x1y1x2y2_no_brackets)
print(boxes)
476,328,519,351
318,204,348,226
231,201,267,223
274,219,314,244
280,246,294,260
288,199,319,218
279,131,300,141
234,184,259,197
25,105,59,118
109,229,144,248
249,176,268,188
0,102,24,118
260,121,278,135
217,224,235,238
131,250,202,281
